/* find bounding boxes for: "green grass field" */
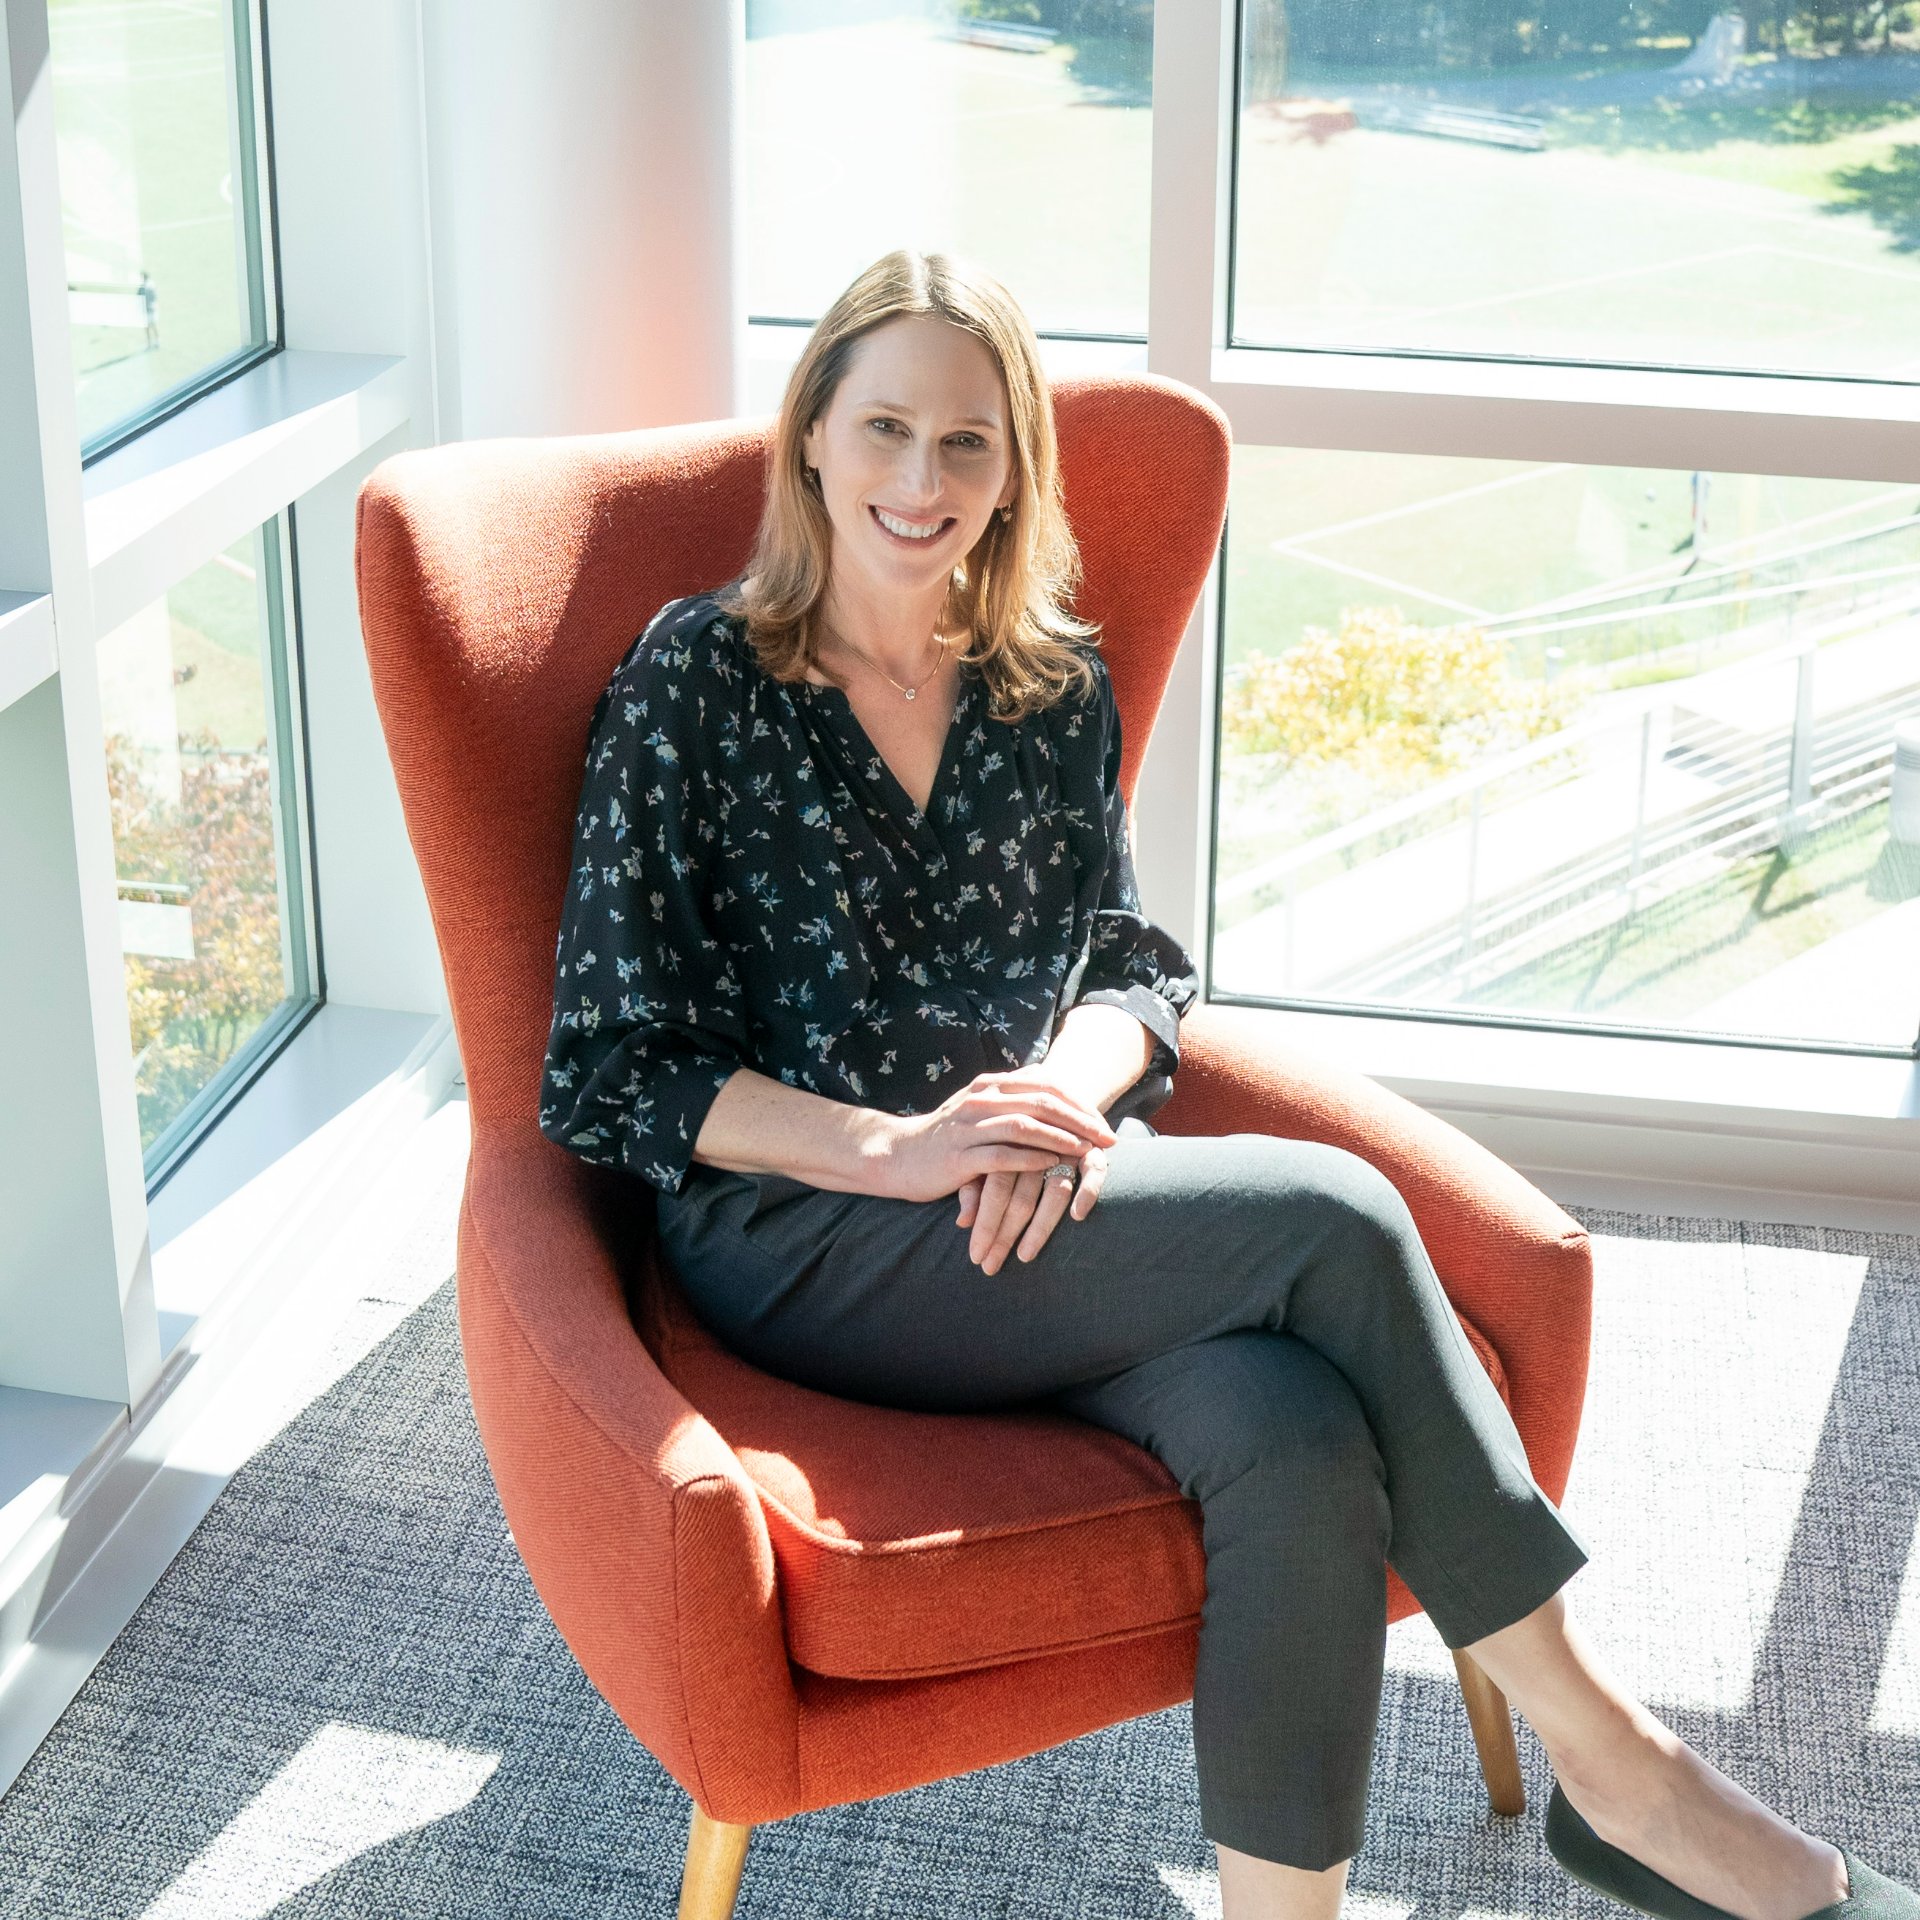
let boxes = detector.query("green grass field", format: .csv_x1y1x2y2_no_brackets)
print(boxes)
1221,450,1920,675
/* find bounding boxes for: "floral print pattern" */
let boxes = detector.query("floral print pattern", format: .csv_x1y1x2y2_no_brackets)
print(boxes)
540,590,1200,1195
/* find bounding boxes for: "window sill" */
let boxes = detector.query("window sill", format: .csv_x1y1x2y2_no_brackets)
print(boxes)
0,594,55,718
149,1003,453,1336
1223,998,1920,1232
82,349,410,632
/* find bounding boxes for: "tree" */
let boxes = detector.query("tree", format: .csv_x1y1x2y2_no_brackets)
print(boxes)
1221,605,1579,835
105,727,286,1147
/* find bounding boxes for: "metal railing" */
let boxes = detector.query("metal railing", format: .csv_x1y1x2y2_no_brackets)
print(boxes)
1219,603,1920,996
1345,681,1919,1000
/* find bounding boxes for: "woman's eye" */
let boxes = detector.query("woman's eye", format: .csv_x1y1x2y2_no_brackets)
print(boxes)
867,420,986,449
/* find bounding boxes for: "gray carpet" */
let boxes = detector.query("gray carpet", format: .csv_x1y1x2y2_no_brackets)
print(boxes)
1,1180,1917,1919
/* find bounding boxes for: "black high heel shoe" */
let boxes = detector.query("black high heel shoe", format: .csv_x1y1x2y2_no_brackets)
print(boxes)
1544,1779,1920,1920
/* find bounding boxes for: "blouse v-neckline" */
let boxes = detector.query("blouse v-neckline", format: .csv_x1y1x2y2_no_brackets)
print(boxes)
802,666,977,829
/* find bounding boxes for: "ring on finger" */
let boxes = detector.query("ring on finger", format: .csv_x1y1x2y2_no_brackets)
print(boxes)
1041,1160,1078,1186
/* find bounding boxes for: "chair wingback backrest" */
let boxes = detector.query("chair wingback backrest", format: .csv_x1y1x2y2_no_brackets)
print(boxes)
353,372,1231,1125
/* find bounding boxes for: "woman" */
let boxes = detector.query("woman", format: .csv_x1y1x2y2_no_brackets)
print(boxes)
539,249,1913,1920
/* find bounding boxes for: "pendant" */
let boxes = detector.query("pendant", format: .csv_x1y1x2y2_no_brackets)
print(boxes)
905,688,916,700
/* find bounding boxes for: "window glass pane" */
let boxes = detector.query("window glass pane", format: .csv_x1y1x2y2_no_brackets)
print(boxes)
96,523,314,1161
1214,448,1920,1051
51,0,273,450
1231,2,1920,379
746,0,1153,334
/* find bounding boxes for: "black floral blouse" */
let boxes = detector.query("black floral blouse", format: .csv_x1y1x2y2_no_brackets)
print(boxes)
539,589,1200,1196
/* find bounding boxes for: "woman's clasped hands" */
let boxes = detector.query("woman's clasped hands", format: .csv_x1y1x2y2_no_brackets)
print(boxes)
887,1066,1115,1275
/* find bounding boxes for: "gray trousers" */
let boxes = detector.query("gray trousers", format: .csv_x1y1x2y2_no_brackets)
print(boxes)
655,1119,1592,1870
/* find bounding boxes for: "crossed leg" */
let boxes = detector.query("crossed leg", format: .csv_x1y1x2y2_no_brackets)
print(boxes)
661,1128,1848,1920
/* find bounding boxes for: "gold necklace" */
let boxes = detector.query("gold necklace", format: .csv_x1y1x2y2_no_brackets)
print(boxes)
817,619,952,701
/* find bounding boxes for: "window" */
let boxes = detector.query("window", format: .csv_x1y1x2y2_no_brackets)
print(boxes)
1229,0,1920,378
51,0,278,455
1212,448,1920,1051
745,0,1155,336
93,517,318,1179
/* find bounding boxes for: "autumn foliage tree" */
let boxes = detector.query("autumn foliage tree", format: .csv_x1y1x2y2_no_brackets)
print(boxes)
1220,605,1579,838
104,726,285,1146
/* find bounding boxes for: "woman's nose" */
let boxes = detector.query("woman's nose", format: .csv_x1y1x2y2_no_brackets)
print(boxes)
897,446,947,502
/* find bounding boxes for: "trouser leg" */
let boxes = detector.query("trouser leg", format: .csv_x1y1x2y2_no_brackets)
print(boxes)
1052,1329,1392,1871
657,1128,1592,1858
662,1128,1589,1651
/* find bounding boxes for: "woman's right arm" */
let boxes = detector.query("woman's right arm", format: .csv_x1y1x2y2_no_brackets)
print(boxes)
690,1064,1117,1204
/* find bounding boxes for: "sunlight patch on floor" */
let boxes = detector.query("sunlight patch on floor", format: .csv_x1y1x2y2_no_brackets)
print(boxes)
1159,1862,1427,1919
1573,1229,1870,1714
135,1722,498,1919
1871,1526,1920,1739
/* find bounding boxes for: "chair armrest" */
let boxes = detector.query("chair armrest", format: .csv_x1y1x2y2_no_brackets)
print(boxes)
458,1120,801,1820
1156,1004,1592,1505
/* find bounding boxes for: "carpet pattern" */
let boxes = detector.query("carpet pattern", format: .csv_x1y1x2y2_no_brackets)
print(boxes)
1,1163,1916,1919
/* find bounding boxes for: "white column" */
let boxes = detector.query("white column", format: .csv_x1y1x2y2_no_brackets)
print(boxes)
0,0,161,1406
1134,0,1236,969
419,0,745,441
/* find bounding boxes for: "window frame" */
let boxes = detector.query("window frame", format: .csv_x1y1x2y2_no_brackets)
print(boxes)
0,0,420,1433
1141,0,1920,1066
43,0,326,1185
131,509,325,1196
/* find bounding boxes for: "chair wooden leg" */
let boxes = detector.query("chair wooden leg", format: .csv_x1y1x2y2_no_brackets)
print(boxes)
678,1804,752,1920
1452,1647,1526,1816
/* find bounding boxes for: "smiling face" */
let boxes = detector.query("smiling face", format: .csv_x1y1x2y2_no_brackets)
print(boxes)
800,313,1019,604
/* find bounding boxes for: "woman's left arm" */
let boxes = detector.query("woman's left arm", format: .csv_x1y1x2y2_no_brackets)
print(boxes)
1030,1000,1153,1115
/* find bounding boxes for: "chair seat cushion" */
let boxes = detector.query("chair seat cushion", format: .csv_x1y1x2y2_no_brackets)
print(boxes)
648,1261,1511,1682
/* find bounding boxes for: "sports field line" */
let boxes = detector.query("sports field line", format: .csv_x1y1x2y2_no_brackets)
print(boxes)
1704,485,1920,563
1476,485,1920,623
1395,244,1763,326
1265,470,1920,635
1763,244,1920,289
1264,544,1493,620
1270,462,1574,549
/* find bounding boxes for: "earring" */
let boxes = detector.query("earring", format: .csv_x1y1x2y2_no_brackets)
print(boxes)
998,504,1012,523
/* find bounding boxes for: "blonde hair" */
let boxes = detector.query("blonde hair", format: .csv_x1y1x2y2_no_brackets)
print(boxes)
712,248,1100,724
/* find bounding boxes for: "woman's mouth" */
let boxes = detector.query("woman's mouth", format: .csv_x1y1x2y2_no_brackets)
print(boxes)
869,503,955,546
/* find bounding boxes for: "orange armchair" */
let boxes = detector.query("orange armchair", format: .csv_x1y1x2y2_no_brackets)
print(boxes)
353,374,1593,1919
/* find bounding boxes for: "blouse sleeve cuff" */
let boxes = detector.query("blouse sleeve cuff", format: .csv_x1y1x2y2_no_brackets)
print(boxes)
542,1049,744,1198
642,1055,747,1197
